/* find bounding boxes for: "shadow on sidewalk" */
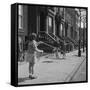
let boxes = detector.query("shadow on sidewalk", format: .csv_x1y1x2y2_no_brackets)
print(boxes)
45,57,66,60
73,55,85,58
42,61,54,63
18,77,29,83
18,76,37,83
42,58,66,64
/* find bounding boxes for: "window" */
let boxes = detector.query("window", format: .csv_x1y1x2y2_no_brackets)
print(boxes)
48,16,53,34
60,24,63,36
18,5,23,29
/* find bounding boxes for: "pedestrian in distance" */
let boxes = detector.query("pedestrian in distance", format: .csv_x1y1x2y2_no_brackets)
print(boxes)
62,41,66,59
53,41,60,59
26,33,43,79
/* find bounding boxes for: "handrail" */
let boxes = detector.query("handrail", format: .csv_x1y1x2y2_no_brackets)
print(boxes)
45,32,57,42
51,33,64,43
38,31,65,44
40,41,55,48
67,37,78,45
38,31,57,42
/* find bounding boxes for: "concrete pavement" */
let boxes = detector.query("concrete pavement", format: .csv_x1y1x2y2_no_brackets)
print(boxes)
70,58,86,82
18,49,86,85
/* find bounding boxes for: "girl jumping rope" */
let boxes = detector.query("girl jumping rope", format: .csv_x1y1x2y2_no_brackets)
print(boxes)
26,33,43,79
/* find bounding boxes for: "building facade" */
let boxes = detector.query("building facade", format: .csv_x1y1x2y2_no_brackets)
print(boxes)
64,8,79,51
18,5,80,54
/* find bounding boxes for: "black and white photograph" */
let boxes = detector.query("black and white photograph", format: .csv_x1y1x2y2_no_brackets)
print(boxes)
11,3,88,86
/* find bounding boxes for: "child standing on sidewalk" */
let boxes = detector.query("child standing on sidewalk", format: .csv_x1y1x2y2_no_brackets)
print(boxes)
62,41,66,59
26,33,43,79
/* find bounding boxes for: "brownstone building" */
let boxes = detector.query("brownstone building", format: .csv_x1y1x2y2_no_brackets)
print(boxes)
18,5,80,53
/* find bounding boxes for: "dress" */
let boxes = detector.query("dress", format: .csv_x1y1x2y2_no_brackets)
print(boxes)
26,41,36,66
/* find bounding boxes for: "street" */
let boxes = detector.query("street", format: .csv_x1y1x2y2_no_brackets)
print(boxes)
18,50,86,85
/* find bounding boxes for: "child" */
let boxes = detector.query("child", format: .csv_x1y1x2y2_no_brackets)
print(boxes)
53,41,60,59
53,47,60,59
62,41,66,59
26,33,43,79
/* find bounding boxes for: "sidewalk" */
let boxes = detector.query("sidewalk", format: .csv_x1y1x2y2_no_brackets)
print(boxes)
18,49,86,85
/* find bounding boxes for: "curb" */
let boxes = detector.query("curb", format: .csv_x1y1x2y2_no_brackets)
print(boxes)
64,56,86,82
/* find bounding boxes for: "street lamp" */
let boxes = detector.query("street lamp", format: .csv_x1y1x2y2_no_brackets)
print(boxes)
78,9,81,57
75,8,86,56
82,16,86,52
83,19,85,52
79,9,86,53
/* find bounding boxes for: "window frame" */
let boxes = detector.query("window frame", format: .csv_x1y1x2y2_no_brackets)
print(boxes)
48,16,54,34
18,5,23,30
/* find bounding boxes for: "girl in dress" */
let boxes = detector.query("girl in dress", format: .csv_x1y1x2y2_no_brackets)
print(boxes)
26,33,43,79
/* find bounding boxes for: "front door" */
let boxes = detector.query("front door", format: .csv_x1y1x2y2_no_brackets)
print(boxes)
40,12,46,32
